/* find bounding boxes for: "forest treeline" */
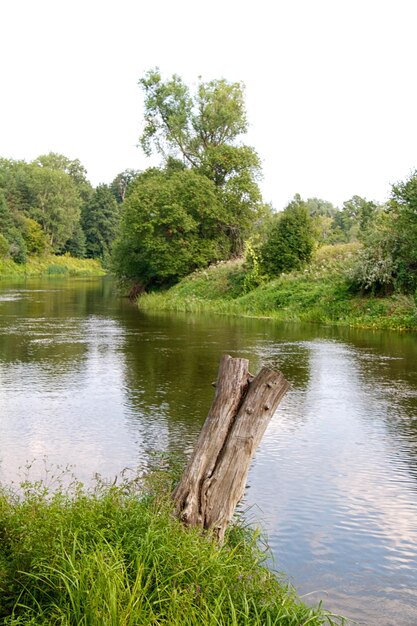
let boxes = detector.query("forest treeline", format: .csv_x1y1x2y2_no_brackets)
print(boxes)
2,69,417,299
0,153,133,265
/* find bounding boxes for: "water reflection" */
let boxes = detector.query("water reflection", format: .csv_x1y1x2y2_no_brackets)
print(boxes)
0,278,417,625
246,338,417,625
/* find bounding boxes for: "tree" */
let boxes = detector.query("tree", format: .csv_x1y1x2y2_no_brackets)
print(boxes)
260,195,314,276
349,211,397,293
62,222,86,258
0,154,89,258
34,153,93,202
388,170,417,291
111,169,139,204
0,158,35,215
19,216,49,255
138,69,263,254
28,165,82,252
350,172,417,293
81,184,120,260
305,197,342,245
305,197,337,217
333,195,377,241
0,189,28,262
112,167,230,287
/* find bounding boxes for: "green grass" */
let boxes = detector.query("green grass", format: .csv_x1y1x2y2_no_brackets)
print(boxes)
0,254,105,279
0,465,342,625
139,244,417,331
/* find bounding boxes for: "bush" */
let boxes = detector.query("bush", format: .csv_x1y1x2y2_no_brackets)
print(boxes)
260,195,314,277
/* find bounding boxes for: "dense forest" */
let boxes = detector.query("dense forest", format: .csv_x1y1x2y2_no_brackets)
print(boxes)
1,69,417,300
0,153,131,265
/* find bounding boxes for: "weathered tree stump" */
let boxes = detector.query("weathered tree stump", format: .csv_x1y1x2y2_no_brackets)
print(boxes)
173,354,290,542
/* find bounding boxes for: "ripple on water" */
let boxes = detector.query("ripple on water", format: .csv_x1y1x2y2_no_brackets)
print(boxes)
1,283,417,626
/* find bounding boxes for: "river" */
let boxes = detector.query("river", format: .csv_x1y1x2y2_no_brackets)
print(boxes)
0,276,416,625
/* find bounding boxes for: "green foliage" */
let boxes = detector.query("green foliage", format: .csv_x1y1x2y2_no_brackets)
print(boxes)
0,191,27,262
0,468,340,625
305,198,343,245
243,241,264,292
139,243,417,330
0,254,105,278
140,70,248,168
34,152,93,203
389,170,417,291
138,69,264,255
260,195,315,276
62,222,87,258
0,155,85,256
349,212,397,293
81,184,120,261
19,216,49,255
0,233,9,258
332,195,377,242
349,171,417,294
27,165,82,252
110,169,139,204
112,167,231,287
305,197,337,218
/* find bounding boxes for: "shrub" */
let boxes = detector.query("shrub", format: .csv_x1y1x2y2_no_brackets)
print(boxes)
260,195,314,276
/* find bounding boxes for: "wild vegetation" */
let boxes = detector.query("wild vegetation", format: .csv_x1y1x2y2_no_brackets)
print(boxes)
112,70,266,288
0,465,342,625
0,153,132,272
0,254,105,279
139,244,417,331
2,69,417,326
2,67,415,623
108,70,417,332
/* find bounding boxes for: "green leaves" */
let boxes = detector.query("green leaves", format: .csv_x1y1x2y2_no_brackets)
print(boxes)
112,168,230,287
261,196,315,276
81,184,120,261
136,70,264,259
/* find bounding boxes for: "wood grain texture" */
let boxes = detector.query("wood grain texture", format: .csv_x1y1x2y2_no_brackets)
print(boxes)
173,356,290,542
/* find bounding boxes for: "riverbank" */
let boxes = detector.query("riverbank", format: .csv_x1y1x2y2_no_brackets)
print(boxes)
0,469,341,625
0,254,105,278
139,244,417,331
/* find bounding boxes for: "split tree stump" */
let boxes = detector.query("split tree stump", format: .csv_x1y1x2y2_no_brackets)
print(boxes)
173,354,290,542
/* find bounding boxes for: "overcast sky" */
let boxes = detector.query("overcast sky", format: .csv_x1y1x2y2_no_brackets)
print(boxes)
1,0,416,210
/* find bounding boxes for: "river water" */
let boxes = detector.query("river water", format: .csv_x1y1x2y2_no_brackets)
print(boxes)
0,277,416,625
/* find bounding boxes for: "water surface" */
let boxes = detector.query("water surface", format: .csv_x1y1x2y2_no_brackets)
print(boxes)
1,277,417,625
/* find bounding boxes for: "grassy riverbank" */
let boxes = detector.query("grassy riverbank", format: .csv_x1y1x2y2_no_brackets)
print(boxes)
0,469,341,625
0,255,105,279
139,244,417,331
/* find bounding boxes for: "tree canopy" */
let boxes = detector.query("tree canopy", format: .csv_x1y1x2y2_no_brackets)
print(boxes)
138,69,264,256
112,167,231,287
0,153,119,262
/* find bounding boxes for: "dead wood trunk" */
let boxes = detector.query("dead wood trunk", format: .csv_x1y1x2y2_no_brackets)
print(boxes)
173,354,289,542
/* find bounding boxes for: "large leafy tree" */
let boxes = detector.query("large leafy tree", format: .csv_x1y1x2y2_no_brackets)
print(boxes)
34,153,93,203
27,165,82,252
138,69,263,254
112,167,230,287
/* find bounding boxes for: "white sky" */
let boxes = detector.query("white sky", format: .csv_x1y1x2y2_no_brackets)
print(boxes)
1,0,416,210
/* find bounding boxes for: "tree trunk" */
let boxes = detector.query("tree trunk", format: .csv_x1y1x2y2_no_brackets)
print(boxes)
173,354,289,542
